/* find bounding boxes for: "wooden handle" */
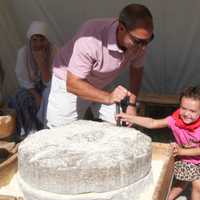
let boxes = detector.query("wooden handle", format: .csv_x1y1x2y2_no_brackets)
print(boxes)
116,103,121,126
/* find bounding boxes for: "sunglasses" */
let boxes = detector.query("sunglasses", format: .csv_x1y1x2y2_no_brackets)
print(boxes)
127,32,154,48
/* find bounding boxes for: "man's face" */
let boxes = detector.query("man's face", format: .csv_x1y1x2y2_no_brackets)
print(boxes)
117,24,154,51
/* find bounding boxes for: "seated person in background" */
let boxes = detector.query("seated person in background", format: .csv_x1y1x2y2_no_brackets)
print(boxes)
9,21,57,139
116,86,200,200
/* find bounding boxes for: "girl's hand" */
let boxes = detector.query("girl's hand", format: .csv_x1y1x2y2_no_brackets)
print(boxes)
125,106,136,127
170,143,184,157
115,112,134,125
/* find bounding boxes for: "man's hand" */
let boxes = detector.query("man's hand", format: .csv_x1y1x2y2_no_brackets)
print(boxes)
109,86,137,126
108,85,131,104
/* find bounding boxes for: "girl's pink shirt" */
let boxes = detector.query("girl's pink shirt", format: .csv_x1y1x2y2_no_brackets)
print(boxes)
167,116,200,164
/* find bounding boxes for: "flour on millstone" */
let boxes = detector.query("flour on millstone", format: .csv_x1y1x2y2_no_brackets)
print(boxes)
18,120,152,200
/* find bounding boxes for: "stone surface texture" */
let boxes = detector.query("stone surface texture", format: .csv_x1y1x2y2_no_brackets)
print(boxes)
18,120,152,199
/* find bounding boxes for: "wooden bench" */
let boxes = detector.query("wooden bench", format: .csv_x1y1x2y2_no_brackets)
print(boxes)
137,93,179,116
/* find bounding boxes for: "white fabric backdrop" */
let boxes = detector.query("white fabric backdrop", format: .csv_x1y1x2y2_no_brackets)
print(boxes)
1,0,200,98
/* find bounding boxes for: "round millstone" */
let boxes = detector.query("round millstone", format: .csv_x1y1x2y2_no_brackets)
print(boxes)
18,120,152,196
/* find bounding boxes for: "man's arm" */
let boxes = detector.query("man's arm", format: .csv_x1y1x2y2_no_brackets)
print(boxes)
129,66,144,104
67,71,131,105
125,66,144,118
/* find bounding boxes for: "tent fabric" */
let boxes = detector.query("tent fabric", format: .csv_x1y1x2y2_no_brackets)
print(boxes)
1,0,200,99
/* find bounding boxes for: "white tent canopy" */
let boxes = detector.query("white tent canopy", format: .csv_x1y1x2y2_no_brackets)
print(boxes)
1,0,200,99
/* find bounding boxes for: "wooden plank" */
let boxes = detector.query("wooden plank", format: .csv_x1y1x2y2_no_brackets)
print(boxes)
137,93,179,116
152,142,174,200
138,93,179,106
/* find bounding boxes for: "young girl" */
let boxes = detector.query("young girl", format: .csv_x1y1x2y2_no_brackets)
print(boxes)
116,86,200,200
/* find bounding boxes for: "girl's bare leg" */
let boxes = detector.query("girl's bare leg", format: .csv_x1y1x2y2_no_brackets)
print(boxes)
191,179,200,200
167,180,188,200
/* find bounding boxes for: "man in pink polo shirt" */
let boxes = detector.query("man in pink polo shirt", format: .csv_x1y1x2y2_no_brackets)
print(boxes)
45,4,154,127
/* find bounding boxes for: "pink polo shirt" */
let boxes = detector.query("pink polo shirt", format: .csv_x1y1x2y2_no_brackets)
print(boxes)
167,116,200,164
53,18,145,89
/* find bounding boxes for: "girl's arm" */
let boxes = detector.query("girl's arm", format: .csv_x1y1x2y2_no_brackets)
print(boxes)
172,143,200,157
116,112,168,129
